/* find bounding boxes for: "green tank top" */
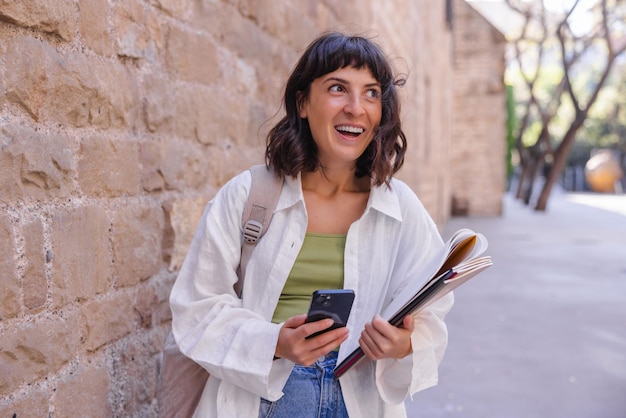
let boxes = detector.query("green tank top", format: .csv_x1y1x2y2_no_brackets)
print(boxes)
272,233,347,324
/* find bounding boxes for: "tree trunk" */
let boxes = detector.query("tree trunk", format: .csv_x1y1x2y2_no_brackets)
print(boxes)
534,121,583,210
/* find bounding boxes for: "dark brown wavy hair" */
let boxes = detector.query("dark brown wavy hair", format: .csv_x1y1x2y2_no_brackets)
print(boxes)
265,32,407,187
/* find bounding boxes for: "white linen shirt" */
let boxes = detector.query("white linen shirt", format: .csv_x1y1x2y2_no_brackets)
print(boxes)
170,169,454,418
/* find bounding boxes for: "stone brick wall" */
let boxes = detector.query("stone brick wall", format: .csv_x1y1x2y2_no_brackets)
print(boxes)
451,0,507,216
0,1,502,416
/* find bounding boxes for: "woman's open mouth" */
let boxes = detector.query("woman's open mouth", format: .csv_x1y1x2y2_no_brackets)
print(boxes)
335,125,364,138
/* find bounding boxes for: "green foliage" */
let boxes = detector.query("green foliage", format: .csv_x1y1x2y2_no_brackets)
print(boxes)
569,68,626,166
506,85,516,179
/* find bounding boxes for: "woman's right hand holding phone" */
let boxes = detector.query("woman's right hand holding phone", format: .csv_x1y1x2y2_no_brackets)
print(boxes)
274,314,349,366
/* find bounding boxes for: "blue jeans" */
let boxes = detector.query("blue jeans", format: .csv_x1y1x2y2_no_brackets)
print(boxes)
258,351,349,418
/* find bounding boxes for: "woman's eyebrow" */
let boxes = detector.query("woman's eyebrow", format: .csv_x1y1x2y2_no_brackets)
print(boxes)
323,77,381,88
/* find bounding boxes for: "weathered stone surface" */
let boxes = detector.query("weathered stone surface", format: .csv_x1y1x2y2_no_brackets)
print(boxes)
0,385,48,417
0,213,19,319
451,0,506,216
113,0,164,61
157,139,210,192
2,35,138,128
150,0,193,21
135,282,158,328
82,292,135,351
141,74,176,135
165,197,208,271
139,139,166,192
50,206,111,308
0,124,76,203
165,25,220,85
23,217,47,311
77,136,140,197
0,314,80,396
79,0,114,56
111,204,164,287
0,0,77,41
54,366,112,417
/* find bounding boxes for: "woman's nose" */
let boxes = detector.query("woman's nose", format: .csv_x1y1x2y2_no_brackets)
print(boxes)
344,94,365,116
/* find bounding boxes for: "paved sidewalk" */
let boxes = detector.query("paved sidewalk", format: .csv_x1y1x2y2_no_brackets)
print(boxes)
405,191,626,418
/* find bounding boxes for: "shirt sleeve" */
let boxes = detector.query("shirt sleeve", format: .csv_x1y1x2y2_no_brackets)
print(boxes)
169,170,292,401
373,182,455,403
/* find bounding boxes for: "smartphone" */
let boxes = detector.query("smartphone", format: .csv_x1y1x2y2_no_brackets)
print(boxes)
304,289,355,339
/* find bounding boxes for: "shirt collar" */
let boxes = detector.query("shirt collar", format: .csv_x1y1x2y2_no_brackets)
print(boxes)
367,179,403,222
277,173,403,222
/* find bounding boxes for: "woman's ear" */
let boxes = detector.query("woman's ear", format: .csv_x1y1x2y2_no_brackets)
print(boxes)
296,91,307,118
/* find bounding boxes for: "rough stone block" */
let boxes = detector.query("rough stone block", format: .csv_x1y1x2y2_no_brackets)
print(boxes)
2,35,138,128
150,0,193,20
141,74,176,135
113,0,164,62
50,206,111,308
0,315,80,396
111,204,164,288
0,213,19,319
0,0,77,41
156,139,209,192
0,125,76,203
165,25,219,85
77,136,140,197
79,0,114,56
164,197,207,271
83,292,135,351
135,283,158,328
23,217,47,311
54,366,112,417
0,385,48,417
139,140,166,192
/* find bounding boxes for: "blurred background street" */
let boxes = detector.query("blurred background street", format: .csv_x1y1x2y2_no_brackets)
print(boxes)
406,190,626,418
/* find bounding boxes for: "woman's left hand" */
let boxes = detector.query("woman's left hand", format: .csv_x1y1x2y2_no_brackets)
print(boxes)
359,314,414,360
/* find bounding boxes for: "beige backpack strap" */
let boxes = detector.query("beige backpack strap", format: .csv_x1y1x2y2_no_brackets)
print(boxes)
234,164,283,297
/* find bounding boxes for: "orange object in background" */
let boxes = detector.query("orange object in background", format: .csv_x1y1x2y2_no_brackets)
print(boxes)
584,150,624,193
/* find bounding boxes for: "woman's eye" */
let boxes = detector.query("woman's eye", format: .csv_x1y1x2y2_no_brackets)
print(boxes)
365,89,381,99
329,84,344,93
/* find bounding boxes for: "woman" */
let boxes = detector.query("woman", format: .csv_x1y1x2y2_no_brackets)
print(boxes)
170,32,454,418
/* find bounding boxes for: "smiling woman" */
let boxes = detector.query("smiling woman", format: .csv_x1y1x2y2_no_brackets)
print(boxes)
169,32,454,418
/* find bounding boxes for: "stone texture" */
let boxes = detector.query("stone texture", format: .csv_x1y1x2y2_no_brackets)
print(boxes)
0,386,48,417
22,217,47,311
77,136,140,197
0,314,80,396
451,0,507,216
0,213,19,319
0,124,76,203
50,206,111,308
165,197,208,271
1,35,138,128
113,0,163,61
111,204,164,287
79,0,114,56
82,292,135,351
54,366,112,418
165,25,220,85
0,0,77,41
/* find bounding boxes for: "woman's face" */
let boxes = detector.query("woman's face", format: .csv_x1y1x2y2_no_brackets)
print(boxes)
299,66,382,170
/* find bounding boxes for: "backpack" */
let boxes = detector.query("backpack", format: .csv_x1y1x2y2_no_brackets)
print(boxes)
157,164,283,418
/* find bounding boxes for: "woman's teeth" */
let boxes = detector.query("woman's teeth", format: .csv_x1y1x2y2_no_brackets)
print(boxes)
336,125,364,136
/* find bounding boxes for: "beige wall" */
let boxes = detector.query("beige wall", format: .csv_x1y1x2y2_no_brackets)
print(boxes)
0,1,502,416
451,0,507,216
